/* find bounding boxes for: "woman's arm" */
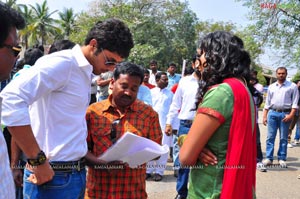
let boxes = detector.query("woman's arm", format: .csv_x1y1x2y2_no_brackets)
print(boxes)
179,113,221,166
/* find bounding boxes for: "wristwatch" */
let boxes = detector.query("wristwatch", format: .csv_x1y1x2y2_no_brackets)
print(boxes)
27,151,47,166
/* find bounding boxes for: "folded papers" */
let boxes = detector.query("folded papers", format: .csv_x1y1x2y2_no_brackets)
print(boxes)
98,132,169,168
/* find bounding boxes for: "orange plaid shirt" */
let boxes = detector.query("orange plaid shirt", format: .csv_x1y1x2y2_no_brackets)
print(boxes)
85,97,162,199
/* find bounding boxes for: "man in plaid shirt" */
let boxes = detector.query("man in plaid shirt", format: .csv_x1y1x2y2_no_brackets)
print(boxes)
85,62,162,199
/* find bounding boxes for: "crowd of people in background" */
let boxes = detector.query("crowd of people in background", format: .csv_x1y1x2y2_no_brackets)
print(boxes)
1,2,300,199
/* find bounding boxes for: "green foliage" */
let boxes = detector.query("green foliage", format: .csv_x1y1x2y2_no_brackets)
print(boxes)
195,21,262,64
58,8,77,39
72,0,198,72
2,0,266,73
291,71,300,83
28,0,58,45
237,0,300,67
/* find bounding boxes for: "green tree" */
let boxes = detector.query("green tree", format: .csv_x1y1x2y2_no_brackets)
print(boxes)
29,0,58,45
71,0,198,72
58,8,77,39
195,21,262,62
4,0,17,7
238,0,300,67
292,71,300,82
17,4,34,48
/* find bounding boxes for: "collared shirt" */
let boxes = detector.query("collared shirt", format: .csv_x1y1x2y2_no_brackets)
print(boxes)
85,97,162,199
264,80,299,110
149,71,157,86
167,73,181,90
0,97,15,198
166,73,198,125
0,45,92,161
151,87,174,130
137,84,153,106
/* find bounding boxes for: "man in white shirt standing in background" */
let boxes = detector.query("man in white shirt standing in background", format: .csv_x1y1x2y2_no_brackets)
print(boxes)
146,72,173,181
149,60,159,86
165,55,200,199
1,18,133,199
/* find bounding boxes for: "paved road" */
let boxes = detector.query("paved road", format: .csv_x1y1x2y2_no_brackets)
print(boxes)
146,111,300,199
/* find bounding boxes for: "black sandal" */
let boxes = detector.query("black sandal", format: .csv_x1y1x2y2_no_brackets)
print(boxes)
153,173,163,181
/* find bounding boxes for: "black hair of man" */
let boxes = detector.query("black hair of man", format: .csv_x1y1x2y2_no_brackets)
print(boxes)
0,2,25,46
32,44,44,53
155,71,167,81
84,18,134,58
144,68,150,75
184,66,194,76
150,60,157,66
48,39,76,54
24,48,44,66
113,62,144,84
169,62,177,68
276,66,287,73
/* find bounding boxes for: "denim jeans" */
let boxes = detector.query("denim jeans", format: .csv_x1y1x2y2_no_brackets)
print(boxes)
266,110,291,161
176,120,192,197
173,132,180,169
23,168,86,199
295,120,300,140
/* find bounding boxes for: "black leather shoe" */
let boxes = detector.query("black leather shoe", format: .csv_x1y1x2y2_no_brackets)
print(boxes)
174,194,186,199
146,173,152,180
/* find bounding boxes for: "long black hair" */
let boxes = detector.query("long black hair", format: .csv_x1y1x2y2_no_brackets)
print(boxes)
195,31,251,107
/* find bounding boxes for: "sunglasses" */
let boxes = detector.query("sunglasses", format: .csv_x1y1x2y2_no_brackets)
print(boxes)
2,44,22,57
101,48,117,66
110,119,120,144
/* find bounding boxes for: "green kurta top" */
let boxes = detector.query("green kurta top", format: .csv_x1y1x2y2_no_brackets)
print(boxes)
187,83,255,199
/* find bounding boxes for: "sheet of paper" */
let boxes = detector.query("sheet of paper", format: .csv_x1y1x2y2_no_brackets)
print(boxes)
98,132,169,168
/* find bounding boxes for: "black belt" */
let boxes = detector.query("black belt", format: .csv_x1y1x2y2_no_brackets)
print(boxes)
180,120,193,125
271,108,291,113
50,158,85,172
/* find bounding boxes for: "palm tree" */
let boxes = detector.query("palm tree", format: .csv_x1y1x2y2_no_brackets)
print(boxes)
17,4,34,48
58,8,77,39
4,0,17,7
29,0,57,45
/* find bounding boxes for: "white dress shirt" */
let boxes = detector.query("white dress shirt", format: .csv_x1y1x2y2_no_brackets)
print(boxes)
149,71,157,86
0,97,15,198
0,45,92,161
166,73,198,125
151,87,174,146
264,80,299,110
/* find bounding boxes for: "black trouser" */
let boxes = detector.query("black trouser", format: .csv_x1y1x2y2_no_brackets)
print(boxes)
256,123,263,162
89,94,97,105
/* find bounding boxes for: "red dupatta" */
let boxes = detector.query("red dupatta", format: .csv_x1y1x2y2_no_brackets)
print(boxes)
220,78,256,199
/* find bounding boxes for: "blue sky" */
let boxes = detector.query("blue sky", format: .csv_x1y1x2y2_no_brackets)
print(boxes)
188,0,250,27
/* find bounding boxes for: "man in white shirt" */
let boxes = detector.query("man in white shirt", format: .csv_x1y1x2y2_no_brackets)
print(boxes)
146,72,173,181
165,56,200,199
149,60,159,86
0,3,25,198
1,18,133,199
262,67,299,168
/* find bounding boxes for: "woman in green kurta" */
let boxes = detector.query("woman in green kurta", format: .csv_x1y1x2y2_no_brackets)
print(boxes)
179,31,256,199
